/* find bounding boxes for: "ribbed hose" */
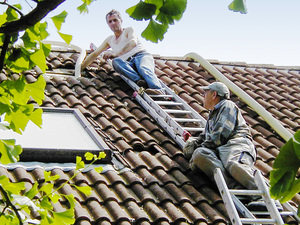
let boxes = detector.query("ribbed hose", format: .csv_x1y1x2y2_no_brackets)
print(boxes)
184,52,293,142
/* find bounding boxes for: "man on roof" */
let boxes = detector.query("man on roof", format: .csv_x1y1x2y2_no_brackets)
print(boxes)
81,9,164,95
183,81,282,211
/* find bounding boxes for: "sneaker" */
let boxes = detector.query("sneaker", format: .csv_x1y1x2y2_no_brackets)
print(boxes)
247,199,283,212
137,80,147,88
145,89,164,95
247,199,267,211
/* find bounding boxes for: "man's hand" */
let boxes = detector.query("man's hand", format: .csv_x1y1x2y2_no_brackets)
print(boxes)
103,51,117,60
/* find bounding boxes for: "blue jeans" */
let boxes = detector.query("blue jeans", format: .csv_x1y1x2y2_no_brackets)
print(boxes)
112,51,162,89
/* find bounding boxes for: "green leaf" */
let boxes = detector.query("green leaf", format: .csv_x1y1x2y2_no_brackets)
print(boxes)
44,171,60,182
94,166,103,173
39,22,49,40
0,175,25,195
6,5,20,21
53,209,75,225
228,0,247,14
159,0,187,17
273,136,300,170
21,30,38,49
41,42,51,58
29,108,43,128
49,192,60,203
77,3,89,14
74,185,91,196
0,139,23,164
126,1,157,21
6,104,34,134
58,31,72,45
156,11,175,25
98,151,106,159
141,19,168,43
40,183,54,195
30,48,48,72
0,14,7,27
51,11,68,31
25,182,39,199
84,152,94,161
76,156,85,170
27,75,46,105
40,196,53,211
64,194,76,209
293,130,300,158
6,49,30,72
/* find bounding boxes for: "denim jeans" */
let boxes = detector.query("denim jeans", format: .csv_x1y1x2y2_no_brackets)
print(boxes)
112,51,162,89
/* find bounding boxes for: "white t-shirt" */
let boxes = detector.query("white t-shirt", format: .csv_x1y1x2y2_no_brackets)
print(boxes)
107,27,146,61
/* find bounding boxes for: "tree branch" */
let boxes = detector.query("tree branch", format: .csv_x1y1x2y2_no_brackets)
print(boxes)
0,1,24,17
0,0,66,35
0,184,23,225
0,34,10,73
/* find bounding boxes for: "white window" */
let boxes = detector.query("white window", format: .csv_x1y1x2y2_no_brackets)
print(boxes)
0,108,110,163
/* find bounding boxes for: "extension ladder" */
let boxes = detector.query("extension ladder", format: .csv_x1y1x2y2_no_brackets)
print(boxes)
120,74,206,149
214,168,297,225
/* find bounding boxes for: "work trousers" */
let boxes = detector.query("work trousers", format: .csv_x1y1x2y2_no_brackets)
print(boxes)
112,51,162,90
190,137,257,191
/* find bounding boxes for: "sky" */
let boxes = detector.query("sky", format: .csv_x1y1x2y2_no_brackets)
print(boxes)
6,0,300,66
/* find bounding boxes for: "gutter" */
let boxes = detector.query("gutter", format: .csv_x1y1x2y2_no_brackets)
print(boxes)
184,52,293,142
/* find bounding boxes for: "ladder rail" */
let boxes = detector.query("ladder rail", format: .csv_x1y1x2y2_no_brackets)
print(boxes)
214,168,256,225
120,75,187,147
254,171,284,224
160,82,206,127
119,74,206,148
214,168,286,225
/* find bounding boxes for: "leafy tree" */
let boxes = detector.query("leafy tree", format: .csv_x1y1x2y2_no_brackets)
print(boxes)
0,0,248,224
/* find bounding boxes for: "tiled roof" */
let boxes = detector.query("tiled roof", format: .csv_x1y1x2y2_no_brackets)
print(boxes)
1,48,299,224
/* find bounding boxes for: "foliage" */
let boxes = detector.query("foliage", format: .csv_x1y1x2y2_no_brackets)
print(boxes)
0,0,249,224
127,0,247,43
270,130,300,215
0,152,105,225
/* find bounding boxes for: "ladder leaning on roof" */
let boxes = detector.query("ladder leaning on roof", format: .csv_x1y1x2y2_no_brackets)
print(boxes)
120,74,206,149
214,168,298,225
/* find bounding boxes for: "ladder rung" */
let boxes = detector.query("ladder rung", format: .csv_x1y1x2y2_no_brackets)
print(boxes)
164,109,192,114
173,118,203,123
155,101,183,106
229,189,263,195
253,211,294,216
182,127,204,132
148,94,173,98
241,218,277,223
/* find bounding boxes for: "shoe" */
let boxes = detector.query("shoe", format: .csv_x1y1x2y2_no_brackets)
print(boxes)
145,89,164,95
247,199,267,211
247,199,283,212
137,80,147,88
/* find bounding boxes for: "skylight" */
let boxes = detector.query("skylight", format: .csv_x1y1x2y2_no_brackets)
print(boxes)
0,108,105,150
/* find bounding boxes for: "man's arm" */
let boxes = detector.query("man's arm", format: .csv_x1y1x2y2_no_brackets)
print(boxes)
81,37,110,70
118,27,137,55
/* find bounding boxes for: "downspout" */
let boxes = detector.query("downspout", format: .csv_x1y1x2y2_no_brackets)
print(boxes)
184,52,293,142
42,41,86,78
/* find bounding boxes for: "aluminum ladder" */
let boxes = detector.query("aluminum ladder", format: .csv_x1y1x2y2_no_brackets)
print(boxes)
120,74,206,149
214,168,298,225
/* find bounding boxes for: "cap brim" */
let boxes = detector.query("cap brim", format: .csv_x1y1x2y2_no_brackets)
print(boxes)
200,86,210,90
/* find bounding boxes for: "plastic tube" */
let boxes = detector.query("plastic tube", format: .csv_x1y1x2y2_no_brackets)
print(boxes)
42,41,86,78
184,52,293,141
